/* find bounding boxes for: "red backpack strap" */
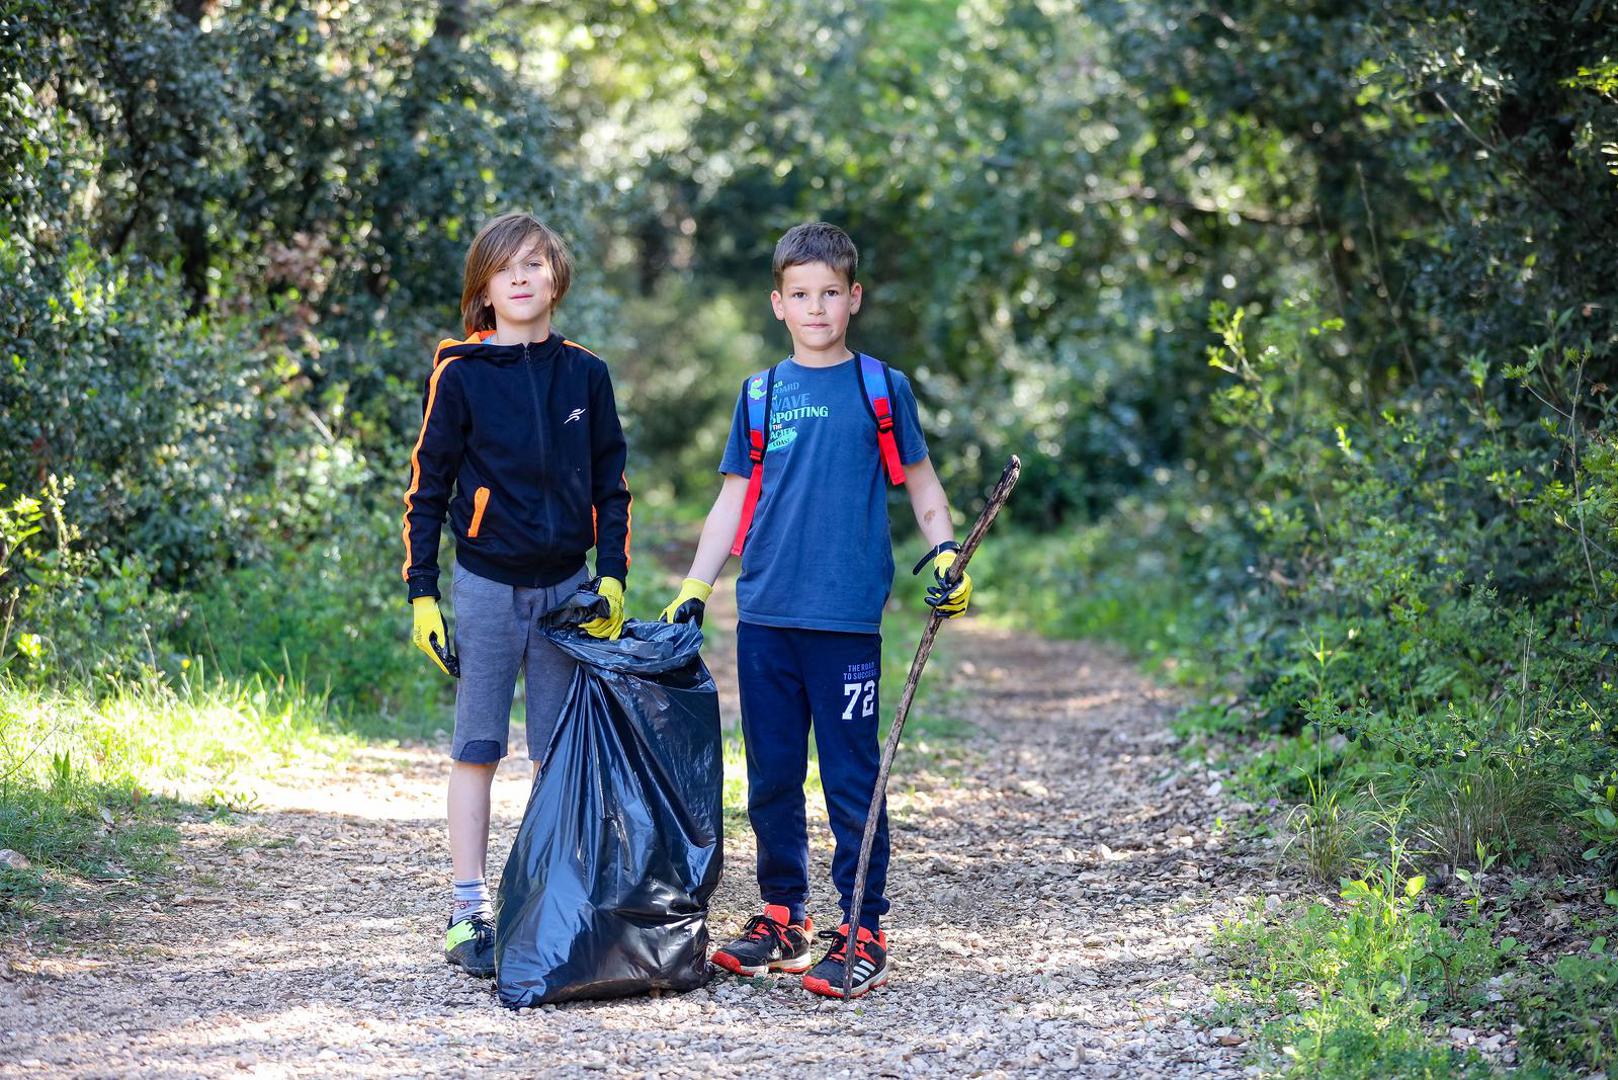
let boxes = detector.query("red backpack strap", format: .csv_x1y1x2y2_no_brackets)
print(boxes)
858,354,906,485
730,366,775,557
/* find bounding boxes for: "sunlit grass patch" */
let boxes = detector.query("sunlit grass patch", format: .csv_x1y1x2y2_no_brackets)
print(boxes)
0,668,358,930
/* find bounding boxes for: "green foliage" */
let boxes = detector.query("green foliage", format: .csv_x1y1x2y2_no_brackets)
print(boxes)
170,441,449,741
0,482,47,663
1573,773,1618,868
609,281,769,502
3,0,602,598
1172,292,1618,870
1219,828,1511,1077
0,477,186,681
1516,936,1618,1075
176,535,448,743
1283,777,1371,886
0,235,270,584
1410,758,1567,873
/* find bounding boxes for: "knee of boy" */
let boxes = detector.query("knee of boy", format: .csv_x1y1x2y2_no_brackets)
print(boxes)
455,739,503,765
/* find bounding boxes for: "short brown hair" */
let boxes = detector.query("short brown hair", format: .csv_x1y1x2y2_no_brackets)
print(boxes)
460,212,574,334
772,221,858,289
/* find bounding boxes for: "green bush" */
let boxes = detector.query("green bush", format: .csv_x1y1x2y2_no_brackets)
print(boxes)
0,477,187,681
175,507,451,742
166,427,452,738
1168,295,1618,870
0,233,275,585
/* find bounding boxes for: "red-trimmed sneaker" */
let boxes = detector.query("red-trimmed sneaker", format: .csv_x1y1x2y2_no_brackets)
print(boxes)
802,924,889,999
711,904,815,977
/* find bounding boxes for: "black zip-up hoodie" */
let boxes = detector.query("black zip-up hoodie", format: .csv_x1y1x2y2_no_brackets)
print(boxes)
401,330,631,601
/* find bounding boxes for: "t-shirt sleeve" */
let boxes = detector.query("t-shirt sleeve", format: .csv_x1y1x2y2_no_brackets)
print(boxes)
718,385,752,476
891,369,930,466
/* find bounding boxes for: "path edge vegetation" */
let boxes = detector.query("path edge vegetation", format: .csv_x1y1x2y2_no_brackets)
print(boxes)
972,296,1618,1076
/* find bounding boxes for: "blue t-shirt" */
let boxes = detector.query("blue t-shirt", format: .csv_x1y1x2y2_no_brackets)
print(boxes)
719,354,929,633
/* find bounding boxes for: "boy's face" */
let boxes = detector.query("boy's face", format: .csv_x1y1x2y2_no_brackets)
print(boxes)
482,238,557,327
771,261,862,355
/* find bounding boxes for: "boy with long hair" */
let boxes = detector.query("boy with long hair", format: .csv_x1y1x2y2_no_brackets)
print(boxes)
402,211,632,976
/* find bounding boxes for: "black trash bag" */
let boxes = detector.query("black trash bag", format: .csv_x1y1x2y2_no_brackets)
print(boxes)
494,591,723,1009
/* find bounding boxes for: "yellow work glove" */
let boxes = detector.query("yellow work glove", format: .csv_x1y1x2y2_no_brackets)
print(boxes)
579,576,625,640
658,577,713,627
913,541,972,618
411,596,458,677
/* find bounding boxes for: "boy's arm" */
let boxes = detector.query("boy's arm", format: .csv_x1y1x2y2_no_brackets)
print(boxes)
658,474,749,624
905,455,974,617
689,474,750,584
587,365,632,584
904,456,956,550
401,363,467,602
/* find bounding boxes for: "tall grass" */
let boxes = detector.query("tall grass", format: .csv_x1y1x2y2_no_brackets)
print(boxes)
0,666,357,926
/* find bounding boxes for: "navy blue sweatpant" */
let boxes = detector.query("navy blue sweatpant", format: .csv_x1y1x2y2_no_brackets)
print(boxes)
736,622,889,932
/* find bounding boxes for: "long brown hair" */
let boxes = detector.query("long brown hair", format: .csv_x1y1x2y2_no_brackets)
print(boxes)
460,212,574,334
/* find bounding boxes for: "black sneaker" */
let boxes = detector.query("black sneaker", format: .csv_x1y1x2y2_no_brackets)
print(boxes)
444,910,496,978
711,904,814,977
802,923,889,999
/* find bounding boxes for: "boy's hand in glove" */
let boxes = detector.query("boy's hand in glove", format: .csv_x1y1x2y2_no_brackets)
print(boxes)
579,576,626,640
658,577,713,627
411,597,458,676
913,541,972,618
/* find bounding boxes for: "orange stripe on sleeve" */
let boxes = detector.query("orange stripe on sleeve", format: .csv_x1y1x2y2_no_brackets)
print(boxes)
622,472,632,572
400,351,462,583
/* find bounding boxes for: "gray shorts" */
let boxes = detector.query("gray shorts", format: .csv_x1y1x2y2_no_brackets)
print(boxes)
450,561,590,763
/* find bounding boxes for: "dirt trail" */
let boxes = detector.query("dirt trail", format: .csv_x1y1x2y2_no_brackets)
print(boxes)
0,614,1268,1078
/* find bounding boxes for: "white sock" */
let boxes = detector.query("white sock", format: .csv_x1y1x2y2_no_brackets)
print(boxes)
450,876,492,923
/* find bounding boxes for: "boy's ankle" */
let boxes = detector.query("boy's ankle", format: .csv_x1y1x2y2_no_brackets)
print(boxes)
764,901,807,927
450,900,492,925
450,876,492,924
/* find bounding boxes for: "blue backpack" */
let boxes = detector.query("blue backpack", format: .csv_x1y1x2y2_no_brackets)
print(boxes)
729,353,907,557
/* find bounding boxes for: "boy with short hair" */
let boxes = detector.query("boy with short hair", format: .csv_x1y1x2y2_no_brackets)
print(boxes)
658,221,972,999
402,210,632,977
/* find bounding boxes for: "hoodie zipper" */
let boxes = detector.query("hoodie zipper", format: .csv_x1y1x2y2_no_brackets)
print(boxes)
522,341,557,545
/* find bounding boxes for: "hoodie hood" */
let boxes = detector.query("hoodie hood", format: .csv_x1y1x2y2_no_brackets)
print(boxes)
433,329,565,368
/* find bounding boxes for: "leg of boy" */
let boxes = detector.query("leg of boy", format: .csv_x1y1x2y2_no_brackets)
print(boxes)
447,761,500,884
447,565,529,866
802,629,889,934
736,622,814,923
518,567,590,769
442,563,528,976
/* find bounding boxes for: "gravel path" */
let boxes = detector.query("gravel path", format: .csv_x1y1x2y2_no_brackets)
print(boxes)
0,615,1270,1078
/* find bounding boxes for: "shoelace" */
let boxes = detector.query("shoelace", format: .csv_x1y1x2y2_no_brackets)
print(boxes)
740,914,790,954
467,911,495,947
818,927,851,965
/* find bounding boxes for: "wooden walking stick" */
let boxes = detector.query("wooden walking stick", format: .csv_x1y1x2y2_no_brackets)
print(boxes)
843,455,1022,997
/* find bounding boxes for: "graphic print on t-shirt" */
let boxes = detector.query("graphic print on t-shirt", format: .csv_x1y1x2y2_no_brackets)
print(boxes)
765,375,831,453
720,355,930,635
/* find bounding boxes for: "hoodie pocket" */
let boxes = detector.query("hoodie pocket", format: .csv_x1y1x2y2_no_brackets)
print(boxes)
468,486,491,538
